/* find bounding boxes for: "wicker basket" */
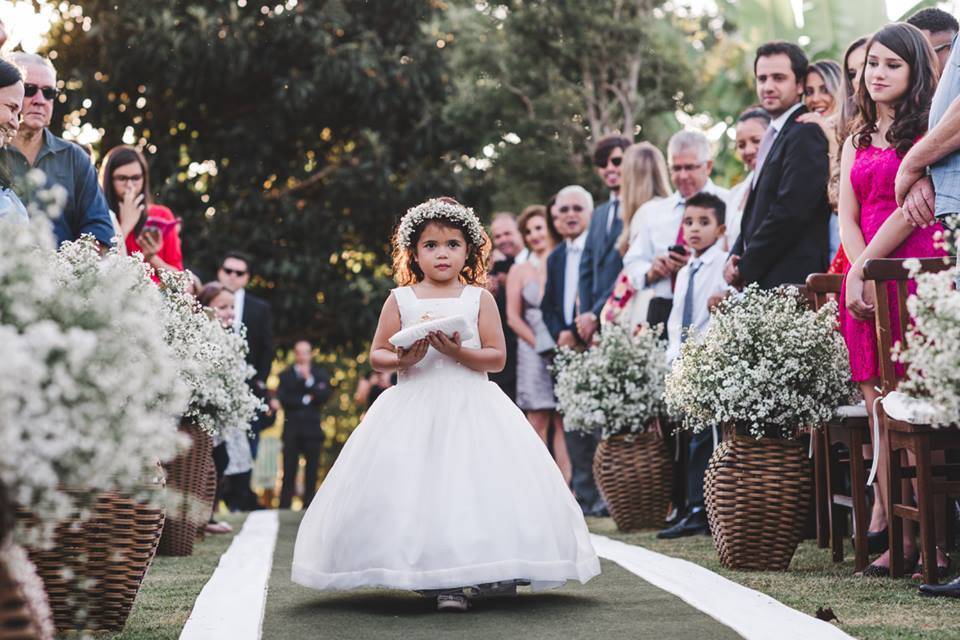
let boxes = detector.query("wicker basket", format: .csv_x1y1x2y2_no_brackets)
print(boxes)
593,426,672,531
24,490,165,632
0,543,52,640
158,421,214,556
704,430,811,571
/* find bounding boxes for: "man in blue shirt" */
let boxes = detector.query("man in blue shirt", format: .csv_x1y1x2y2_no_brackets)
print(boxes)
3,53,113,248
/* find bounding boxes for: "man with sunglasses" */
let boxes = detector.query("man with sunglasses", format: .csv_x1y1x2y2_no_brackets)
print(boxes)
3,53,113,249
575,134,630,346
218,251,275,459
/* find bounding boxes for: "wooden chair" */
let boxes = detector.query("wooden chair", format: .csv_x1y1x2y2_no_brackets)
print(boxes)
862,256,960,584
806,272,873,571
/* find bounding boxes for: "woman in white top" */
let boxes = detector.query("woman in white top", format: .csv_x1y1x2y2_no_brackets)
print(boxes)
724,108,771,250
0,59,27,226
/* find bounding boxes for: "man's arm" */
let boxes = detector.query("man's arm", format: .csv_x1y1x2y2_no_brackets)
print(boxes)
540,251,564,342
275,370,302,409
309,367,334,405
895,96,960,219
739,125,829,285
72,148,115,248
577,213,599,315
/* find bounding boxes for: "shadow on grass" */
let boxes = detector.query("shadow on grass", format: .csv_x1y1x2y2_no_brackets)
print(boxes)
286,590,600,617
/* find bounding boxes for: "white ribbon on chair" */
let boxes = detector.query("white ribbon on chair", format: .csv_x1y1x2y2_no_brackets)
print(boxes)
867,391,883,487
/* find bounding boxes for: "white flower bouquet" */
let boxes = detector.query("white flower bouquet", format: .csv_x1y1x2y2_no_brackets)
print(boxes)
0,218,189,546
157,271,264,435
553,324,669,439
895,261,960,426
664,285,855,440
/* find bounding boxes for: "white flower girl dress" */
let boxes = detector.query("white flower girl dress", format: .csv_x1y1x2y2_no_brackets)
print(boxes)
292,285,600,592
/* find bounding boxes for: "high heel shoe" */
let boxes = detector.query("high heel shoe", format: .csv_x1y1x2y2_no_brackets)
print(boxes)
912,554,954,582
866,528,888,554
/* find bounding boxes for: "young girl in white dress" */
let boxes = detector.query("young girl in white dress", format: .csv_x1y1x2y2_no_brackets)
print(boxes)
292,197,600,612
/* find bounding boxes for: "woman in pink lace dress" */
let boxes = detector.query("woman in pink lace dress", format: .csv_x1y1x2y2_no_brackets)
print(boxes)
838,23,945,577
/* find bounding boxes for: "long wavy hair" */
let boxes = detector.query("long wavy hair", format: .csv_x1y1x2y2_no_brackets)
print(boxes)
617,142,671,255
391,196,490,286
853,23,938,157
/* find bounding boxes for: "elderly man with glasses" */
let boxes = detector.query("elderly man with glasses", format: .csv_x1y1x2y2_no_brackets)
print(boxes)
2,53,113,248
623,130,729,335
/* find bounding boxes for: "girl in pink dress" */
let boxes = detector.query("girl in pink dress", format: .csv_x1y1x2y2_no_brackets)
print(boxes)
838,23,944,577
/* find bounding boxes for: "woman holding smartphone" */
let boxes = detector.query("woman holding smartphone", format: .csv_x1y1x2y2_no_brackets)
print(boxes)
100,145,183,280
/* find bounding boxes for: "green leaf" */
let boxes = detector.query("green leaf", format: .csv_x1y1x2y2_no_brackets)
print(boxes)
801,0,888,59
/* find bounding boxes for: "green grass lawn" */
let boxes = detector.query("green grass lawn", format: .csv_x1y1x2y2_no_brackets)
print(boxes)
587,517,960,640
95,513,247,640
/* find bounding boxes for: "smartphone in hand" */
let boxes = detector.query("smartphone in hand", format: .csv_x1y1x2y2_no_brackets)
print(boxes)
667,243,688,257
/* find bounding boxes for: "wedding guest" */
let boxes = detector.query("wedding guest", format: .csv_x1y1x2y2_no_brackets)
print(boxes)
600,142,671,329
724,108,770,250
658,193,728,539
0,60,27,226
799,60,845,259
506,205,571,483
623,130,728,336
218,250,274,457
3,53,113,248
541,185,602,517
487,212,524,401
725,41,830,290
100,145,183,280
354,370,395,411
197,281,238,534
277,340,333,510
907,8,958,74
838,23,947,578
576,134,630,345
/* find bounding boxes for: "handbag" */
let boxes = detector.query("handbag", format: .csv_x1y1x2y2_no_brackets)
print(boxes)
600,271,652,331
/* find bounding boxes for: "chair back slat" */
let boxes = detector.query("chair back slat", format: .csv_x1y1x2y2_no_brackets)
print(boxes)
861,257,955,394
804,273,843,311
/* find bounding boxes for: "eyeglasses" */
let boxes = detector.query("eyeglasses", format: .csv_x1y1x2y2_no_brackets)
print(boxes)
558,205,585,213
934,41,953,53
594,155,623,168
671,162,705,173
221,267,247,277
24,84,60,101
113,174,143,183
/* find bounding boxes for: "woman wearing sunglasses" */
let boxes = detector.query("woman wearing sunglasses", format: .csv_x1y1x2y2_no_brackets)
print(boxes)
100,144,183,280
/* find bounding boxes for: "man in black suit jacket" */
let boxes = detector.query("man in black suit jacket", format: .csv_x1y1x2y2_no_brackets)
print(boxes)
727,42,830,290
576,135,631,345
218,250,275,457
276,340,332,509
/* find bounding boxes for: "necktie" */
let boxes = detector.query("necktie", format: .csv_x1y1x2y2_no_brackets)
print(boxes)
606,199,620,236
680,261,702,342
751,125,778,188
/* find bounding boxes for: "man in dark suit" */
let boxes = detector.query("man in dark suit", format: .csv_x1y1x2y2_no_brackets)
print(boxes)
542,185,606,516
218,250,275,457
726,42,830,290
576,135,631,345
276,340,332,509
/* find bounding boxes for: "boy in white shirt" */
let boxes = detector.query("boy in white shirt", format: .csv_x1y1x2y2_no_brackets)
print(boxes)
659,191,728,540
666,192,728,363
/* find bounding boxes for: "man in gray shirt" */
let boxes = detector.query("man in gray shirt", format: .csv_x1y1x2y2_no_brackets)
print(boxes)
2,53,113,248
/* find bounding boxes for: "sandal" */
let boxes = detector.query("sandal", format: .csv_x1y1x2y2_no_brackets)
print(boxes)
912,554,953,582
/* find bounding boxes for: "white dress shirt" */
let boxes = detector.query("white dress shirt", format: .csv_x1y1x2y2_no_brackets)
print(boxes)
622,179,729,300
232,287,246,333
563,231,588,325
666,241,727,363
723,175,752,250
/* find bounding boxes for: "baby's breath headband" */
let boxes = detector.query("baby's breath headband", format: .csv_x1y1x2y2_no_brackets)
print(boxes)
395,198,487,250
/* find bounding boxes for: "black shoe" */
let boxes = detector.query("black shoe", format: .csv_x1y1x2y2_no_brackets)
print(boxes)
919,574,960,598
866,528,888,554
664,506,686,528
657,508,709,539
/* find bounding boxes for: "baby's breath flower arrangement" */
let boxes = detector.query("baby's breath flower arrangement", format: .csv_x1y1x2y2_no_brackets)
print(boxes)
157,271,264,435
553,324,669,439
895,259,960,426
0,219,189,547
664,285,855,440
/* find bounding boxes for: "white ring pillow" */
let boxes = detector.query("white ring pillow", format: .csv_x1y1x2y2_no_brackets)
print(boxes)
388,315,475,350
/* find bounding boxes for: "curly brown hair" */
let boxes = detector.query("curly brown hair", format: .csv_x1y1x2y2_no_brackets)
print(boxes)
391,196,491,286
853,23,938,157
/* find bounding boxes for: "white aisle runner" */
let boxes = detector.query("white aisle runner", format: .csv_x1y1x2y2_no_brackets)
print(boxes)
591,534,854,640
179,510,280,640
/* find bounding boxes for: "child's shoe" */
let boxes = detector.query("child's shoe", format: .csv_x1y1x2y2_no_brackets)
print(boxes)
436,593,470,612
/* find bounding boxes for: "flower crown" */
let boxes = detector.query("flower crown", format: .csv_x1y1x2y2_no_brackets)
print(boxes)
395,198,487,250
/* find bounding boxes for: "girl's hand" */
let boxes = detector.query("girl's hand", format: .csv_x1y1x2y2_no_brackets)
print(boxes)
427,331,462,357
845,269,875,321
119,189,145,237
397,339,428,369
137,228,164,259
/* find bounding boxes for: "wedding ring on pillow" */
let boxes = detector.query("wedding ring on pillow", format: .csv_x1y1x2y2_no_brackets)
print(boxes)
389,315,474,350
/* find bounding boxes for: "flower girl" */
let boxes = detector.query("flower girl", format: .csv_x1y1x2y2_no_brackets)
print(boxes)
292,197,599,611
